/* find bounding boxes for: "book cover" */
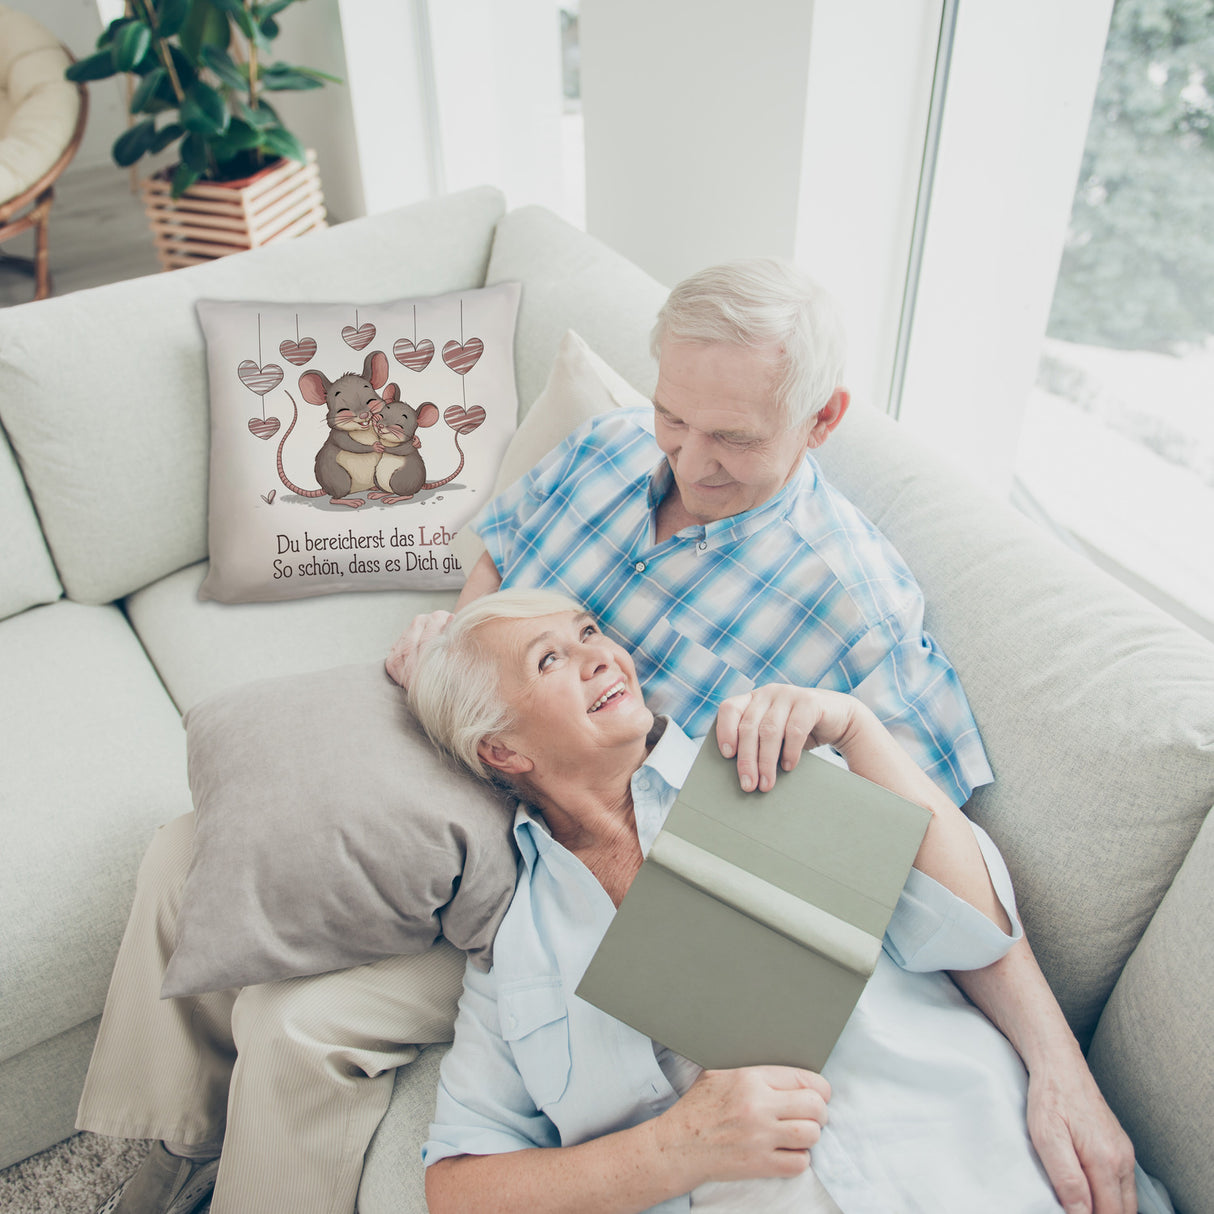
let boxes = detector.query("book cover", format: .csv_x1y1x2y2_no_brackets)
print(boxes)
575,742,932,1071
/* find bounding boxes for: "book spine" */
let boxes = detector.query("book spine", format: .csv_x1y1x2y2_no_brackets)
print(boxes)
648,832,882,977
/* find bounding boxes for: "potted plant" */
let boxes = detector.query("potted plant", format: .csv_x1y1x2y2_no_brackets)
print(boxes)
66,0,340,268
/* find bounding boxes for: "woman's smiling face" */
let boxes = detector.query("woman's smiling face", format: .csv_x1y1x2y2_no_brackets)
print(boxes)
476,610,653,777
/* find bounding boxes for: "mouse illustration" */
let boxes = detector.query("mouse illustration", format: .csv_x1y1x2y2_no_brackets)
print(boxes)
274,351,393,508
365,394,438,502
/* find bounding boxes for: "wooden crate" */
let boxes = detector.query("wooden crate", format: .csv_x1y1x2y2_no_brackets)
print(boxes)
140,150,327,271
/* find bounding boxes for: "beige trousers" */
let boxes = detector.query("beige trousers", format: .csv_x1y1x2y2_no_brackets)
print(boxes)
76,814,466,1214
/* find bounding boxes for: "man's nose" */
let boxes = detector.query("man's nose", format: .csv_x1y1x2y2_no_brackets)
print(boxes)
677,430,719,480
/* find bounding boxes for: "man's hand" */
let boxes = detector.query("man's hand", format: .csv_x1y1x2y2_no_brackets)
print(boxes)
715,684,860,792
1026,1061,1137,1214
385,610,453,689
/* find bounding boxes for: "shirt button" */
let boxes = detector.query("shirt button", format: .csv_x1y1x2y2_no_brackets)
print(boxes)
634,561,646,573
697,541,707,551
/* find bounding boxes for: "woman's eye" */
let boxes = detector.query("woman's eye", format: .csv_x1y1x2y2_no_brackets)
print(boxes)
539,651,557,671
581,624,598,639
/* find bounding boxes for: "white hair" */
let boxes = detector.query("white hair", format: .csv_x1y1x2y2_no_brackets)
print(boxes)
408,588,586,781
650,258,847,429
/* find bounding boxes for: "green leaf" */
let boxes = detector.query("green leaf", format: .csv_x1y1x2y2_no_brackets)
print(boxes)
180,131,210,172
96,17,128,50
66,50,119,83
155,0,192,40
222,118,263,150
112,119,157,167
167,44,198,92
255,0,297,19
259,15,279,40
181,81,230,135
129,65,167,112
260,125,305,163
150,122,185,153
171,162,201,197
235,97,279,129
180,0,231,63
200,44,249,90
260,62,323,91
294,65,343,85
112,20,152,72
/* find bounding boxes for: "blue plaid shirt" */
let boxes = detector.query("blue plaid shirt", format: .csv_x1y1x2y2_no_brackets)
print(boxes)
473,407,992,805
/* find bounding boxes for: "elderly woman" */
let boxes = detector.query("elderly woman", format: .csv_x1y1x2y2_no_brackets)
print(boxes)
408,588,1089,1214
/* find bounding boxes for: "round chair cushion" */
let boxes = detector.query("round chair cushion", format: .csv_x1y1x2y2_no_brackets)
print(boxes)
0,6,79,204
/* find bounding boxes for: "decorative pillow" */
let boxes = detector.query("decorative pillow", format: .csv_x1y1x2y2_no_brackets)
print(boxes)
161,662,519,998
450,328,650,570
195,282,521,603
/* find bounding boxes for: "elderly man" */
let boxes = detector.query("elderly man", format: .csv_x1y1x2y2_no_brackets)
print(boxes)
388,260,1136,1214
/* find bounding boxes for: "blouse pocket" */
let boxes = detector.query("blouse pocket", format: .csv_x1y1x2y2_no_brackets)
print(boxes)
499,978,572,1109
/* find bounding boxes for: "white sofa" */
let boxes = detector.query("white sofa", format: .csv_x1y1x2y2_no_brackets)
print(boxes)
0,186,1210,1213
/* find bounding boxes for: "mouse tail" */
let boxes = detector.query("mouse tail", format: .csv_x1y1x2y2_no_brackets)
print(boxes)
421,428,467,491
277,391,325,497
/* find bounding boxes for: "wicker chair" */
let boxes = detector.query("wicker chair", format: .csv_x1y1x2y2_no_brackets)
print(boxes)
0,5,86,302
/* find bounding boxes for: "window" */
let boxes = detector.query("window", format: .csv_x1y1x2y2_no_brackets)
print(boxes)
1013,0,1214,637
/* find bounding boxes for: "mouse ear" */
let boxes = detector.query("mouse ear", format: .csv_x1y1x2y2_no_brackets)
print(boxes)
382,381,400,402
416,402,440,428
298,370,329,405
364,350,389,389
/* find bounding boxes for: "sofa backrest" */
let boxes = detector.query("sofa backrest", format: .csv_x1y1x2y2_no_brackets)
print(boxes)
815,400,1214,1206
0,186,507,606
0,420,60,620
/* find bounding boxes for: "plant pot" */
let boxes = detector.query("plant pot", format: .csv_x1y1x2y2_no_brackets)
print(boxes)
139,150,327,271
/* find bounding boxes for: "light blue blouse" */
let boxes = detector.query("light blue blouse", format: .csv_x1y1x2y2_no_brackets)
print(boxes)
424,721,1067,1212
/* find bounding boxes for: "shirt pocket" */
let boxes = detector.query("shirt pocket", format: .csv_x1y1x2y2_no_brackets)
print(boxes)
636,614,754,720
499,978,572,1110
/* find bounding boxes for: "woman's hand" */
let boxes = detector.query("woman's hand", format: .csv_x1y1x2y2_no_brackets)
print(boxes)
653,1066,830,1185
385,610,454,688
715,685,861,792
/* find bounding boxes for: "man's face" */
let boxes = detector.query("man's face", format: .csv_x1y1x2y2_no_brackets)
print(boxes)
652,340,817,524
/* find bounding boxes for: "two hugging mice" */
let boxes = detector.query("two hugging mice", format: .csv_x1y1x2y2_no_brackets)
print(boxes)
274,350,472,508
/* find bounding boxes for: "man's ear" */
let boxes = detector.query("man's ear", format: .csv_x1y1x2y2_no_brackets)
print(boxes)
806,388,850,450
477,738,533,777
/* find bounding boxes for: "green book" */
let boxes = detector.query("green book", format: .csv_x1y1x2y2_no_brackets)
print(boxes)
575,742,932,1072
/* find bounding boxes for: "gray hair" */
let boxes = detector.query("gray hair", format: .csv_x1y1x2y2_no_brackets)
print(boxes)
408,588,586,781
650,258,847,429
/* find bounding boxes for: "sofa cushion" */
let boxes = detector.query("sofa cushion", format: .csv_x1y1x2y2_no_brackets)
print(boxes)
194,282,520,603
0,186,506,606
485,205,668,416
0,422,60,621
1088,804,1214,1214
163,663,517,996
125,560,455,714
813,403,1214,1045
0,600,191,1063
451,329,643,570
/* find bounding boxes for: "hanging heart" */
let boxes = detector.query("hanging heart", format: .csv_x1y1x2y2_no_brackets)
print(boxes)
342,322,376,351
237,361,284,395
261,489,277,505
279,337,317,367
248,416,281,440
442,338,484,376
444,404,486,435
393,338,435,371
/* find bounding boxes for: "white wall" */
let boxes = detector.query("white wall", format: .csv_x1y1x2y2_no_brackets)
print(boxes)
579,0,818,289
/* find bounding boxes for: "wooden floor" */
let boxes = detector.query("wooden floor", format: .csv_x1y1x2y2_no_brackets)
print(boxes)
0,162,162,308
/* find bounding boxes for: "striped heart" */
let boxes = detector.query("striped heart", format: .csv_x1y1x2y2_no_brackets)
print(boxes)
342,322,376,351
442,338,484,376
238,360,283,395
393,338,435,371
444,405,485,435
279,337,317,366
248,416,281,440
